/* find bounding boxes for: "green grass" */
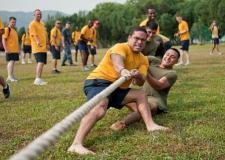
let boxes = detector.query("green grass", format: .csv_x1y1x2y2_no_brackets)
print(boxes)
1,44,225,160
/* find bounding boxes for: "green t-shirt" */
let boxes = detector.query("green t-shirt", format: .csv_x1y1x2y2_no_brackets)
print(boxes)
142,57,177,111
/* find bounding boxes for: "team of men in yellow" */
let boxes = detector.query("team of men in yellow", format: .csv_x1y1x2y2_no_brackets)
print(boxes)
0,8,190,155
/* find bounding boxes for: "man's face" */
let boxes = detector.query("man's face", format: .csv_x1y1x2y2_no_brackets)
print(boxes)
9,19,16,28
93,21,100,28
34,10,42,21
147,9,156,20
128,31,147,53
161,49,179,68
176,16,182,23
55,21,61,29
146,28,157,40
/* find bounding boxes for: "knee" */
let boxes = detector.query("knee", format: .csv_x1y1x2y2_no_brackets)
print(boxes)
90,101,108,120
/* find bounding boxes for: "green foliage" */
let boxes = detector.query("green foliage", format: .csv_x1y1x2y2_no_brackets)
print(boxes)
33,0,225,46
17,26,25,43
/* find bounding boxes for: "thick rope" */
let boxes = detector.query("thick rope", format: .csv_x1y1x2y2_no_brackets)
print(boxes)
10,76,129,160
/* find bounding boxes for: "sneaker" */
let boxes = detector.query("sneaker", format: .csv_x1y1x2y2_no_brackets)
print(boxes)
209,52,213,55
6,76,18,82
90,64,97,68
34,78,48,85
218,52,222,55
82,66,90,71
2,84,10,99
52,69,60,74
28,59,32,64
22,59,26,64
61,63,67,66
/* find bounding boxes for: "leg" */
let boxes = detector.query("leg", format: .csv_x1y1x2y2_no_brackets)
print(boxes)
68,99,109,154
121,89,169,132
110,97,159,131
62,48,68,65
36,62,44,78
7,60,15,79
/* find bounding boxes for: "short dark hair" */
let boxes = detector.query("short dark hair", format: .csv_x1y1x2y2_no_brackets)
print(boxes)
170,48,180,59
9,17,16,21
129,26,147,36
148,21,158,30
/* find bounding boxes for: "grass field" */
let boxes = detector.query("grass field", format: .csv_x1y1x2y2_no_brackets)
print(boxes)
0,44,225,160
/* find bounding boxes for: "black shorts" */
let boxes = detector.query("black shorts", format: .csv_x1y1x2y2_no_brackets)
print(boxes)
34,52,47,64
50,45,61,59
23,45,31,54
213,38,219,45
180,40,189,51
78,41,89,54
83,79,130,109
88,45,97,55
6,53,19,61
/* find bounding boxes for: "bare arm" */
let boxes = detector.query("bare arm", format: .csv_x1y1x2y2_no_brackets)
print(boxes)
146,73,171,90
111,53,131,77
2,36,8,53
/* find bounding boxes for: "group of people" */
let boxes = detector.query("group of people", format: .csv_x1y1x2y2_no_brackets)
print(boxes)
0,6,220,157
0,9,101,87
67,8,183,155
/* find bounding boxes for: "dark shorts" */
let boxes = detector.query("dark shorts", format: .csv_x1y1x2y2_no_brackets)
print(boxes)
88,45,97,55
23,45,31,54
6,53,19,61
78,41,89,54
50,45,61,59
213,38,219,45
34,52,47,64
83,79,130,109
180,40,189,51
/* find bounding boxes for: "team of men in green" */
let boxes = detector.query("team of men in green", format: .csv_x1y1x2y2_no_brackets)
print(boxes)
0,7,192,155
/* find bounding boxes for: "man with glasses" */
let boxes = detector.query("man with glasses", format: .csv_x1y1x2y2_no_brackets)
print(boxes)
67,27,168,155
50,20,62,74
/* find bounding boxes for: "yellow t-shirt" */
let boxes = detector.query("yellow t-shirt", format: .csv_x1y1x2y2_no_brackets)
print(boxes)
139,18,160,34
80,25,93,41
72,31,81,44
211,26,219,38
0,18,4,29
87,43,149,89
178,20,190,41
50,27,61,46
29,20,47,53
88,27,97,46
22,33,31,45
3,27,19,53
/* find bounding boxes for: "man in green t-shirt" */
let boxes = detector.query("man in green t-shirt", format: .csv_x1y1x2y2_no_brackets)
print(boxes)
110,48,180,130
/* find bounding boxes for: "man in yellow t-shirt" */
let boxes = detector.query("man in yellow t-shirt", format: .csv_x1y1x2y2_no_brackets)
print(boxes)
67,27,168,155
2,17,20,82
78,20,93,71
29,9,49,85
0,17,10,98
72,27,81,63
174,14,190,65
50,20,62,74
21,30,32,64
0,17,5,51
88,20,100,67
209,20,221,55
140,8,160,34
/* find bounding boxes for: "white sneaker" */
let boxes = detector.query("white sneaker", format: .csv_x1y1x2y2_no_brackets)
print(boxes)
82,66,90,71
28,59,32,64
22,59,26,64
209,52,213,55
218,52,222,55
34,78,48,85
6,76,18,82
